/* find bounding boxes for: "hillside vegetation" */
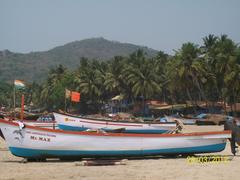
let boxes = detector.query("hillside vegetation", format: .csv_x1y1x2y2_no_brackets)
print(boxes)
0,38,157,82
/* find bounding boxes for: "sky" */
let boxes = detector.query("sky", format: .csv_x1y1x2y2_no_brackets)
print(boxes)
0,0,239,54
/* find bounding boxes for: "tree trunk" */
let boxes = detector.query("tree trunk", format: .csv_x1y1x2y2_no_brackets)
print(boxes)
194,76,207,101
186,88,197,114
223,100,227,115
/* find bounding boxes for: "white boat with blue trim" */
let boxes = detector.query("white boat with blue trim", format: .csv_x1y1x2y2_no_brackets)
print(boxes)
53,112,177,134
0,119,231,159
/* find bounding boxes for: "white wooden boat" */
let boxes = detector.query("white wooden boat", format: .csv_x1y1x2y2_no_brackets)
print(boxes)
53,112,177,134
0,119,231,159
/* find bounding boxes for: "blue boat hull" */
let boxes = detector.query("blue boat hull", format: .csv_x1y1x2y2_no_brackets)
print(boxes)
9,143,226,158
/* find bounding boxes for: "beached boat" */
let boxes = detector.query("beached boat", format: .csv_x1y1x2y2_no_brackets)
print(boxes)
0,119,231,159
53,112,177,134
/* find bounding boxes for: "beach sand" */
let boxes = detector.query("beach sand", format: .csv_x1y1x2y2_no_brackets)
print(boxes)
0,125,239,180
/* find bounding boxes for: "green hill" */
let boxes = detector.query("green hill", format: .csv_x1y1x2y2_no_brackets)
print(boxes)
0,38,158,82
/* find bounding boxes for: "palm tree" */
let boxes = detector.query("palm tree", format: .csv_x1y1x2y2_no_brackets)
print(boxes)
202,34,218,55
122,58,161,115
220,40,240,114
128,49,146,69
123,51,161,99
74,59,104,106
201,34,239,111
25,82,42,107
224,63,240,115
125,62,161,99
103,56,125,96
172,43,205,104
154,51,169,102
215,35,237,106
40,64,68,110
201,35,219,103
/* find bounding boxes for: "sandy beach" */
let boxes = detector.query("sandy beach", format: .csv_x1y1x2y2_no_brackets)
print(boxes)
0,125,239,180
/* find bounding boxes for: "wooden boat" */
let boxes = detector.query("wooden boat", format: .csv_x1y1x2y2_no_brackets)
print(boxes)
53,112,177,134
0,119,231,159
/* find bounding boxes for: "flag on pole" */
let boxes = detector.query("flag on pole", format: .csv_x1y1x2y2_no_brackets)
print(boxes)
71,91,81,102
14,80,25,89
65,89,71,99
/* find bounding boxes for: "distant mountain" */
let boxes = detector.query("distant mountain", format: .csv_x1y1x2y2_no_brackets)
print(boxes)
0,37,158,82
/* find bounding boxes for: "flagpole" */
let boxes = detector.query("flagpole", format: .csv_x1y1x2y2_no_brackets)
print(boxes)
21,94,24,121
65,89,72,113
13,82,16,119
65,90,67,112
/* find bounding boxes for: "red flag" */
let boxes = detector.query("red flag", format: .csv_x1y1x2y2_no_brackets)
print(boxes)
71,91,80,102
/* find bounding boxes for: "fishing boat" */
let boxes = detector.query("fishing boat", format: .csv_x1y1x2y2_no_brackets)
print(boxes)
53,112,177,134
0,119,231,159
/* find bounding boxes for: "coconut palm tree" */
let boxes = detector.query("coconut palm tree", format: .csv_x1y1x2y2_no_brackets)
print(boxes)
154,51,169,102
74,59,105,105
214,35,237,105
40,64,68,110
172,43,204,103
123,57,161,100
103,56,125,96
201,35,219,103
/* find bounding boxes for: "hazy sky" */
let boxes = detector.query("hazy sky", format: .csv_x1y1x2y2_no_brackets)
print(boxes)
0,0,239,54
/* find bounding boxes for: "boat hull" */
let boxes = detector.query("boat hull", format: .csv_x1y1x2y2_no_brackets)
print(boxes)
0,119,231,159
9,143,226,158
54,112,177,134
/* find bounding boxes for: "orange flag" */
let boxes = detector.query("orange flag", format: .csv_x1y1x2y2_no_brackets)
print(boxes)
71,91,80,102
